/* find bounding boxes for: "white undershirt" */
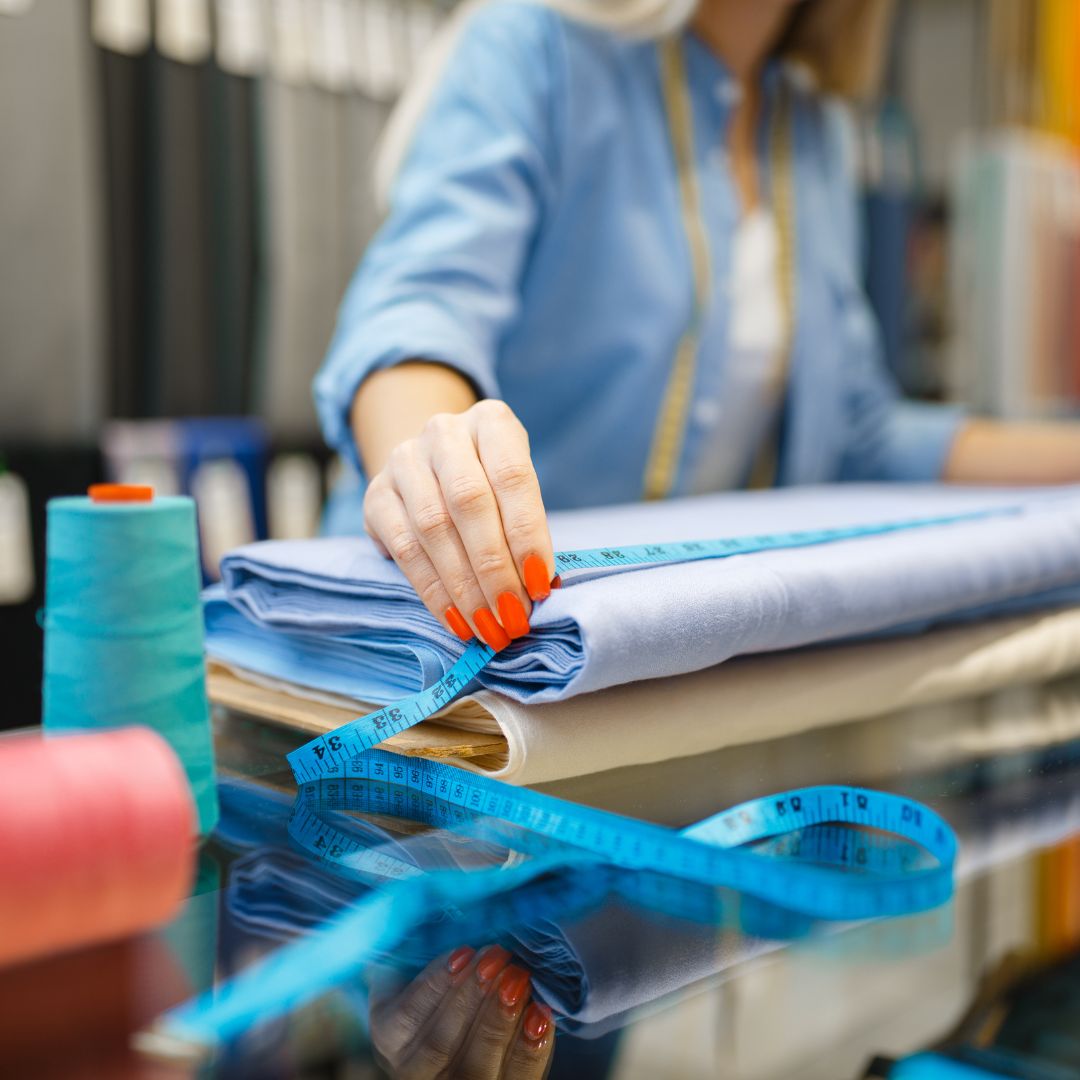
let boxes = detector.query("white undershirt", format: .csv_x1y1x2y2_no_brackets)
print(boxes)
691,208,788,493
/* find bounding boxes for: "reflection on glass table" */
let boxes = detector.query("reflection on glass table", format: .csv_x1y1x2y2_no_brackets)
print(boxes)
4,685,1080,1079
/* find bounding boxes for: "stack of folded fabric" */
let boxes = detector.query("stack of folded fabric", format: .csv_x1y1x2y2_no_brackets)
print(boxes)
205,484,1080,784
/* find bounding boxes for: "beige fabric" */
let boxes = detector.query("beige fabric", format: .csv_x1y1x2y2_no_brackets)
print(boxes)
208,606,1080,785
536,675,1080,827
207,661,506,767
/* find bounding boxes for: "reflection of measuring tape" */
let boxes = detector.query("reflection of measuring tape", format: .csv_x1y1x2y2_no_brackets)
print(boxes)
288,507,1011,775
291,771,933,932
290,749,955,921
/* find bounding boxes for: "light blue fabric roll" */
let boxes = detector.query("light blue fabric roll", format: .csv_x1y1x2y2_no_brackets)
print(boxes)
206,485,1080,706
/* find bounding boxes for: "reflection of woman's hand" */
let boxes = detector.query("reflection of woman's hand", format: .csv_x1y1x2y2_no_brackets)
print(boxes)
370,944,555,1079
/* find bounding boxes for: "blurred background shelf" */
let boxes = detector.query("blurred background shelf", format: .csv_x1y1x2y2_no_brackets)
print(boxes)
5,0,1080,726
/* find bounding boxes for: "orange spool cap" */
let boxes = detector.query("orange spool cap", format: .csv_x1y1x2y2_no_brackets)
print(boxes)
88,484,155,503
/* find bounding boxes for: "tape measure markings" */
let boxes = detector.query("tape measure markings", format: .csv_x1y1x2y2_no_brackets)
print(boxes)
304,782,927,874
550,509,1010,575
290,750,954,921
288,640,496,780
287,802,424,882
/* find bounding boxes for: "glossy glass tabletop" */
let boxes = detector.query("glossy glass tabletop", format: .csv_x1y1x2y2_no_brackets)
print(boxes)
5,678,1080,1080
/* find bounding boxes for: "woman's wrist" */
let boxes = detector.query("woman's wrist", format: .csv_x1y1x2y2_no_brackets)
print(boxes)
351,361,480,477
944,418,1080,485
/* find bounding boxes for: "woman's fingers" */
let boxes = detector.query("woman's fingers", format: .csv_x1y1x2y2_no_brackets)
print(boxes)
452,964,536,1080
400,945,513,1079
368,946,475,1071
501,1002,556,1078
367,946,554,1080
363,477,465,640
388,437,499,648
471,401,556,603
425,410,533,642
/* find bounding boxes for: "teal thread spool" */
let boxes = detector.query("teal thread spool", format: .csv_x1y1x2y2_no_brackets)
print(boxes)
42,487,219,834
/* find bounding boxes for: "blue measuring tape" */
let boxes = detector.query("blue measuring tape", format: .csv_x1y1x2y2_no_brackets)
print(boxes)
289,765,937,942
155,510,991,1053
293,770,927,884
289,749,954,921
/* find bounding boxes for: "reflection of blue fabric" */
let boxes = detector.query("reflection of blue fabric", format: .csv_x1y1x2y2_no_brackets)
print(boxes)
217,777,466,874
228,850,363,940
510,918,589,1016
314,2,963,530
218,780,465,961
517,900,739,1037
215,779,589,1008
216,777,300,852
208,485,1080,704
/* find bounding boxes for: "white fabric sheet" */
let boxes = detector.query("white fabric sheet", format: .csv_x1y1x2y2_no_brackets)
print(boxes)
218,606,1080,784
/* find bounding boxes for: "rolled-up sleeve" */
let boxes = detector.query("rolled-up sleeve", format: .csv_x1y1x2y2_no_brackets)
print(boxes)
820,103,966,483
313,3,562,475
836,292,966,482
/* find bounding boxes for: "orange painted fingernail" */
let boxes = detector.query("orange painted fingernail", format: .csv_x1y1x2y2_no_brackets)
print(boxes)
551,575,562,589
523,554,551,601
476,945,511,984
474,608,511,652
522,1002,551,1042
445,606,473,642
498,966,530,1013
447,945,474,974
497,592,530,639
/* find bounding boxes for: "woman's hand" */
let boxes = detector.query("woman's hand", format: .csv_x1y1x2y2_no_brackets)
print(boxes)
363,399,556,651
369,945,555,1080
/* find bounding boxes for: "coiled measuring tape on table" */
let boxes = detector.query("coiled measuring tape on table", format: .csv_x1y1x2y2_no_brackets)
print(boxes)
155,511,992,1052
290,749,954,921
290,768,933,939
287,507,1011,775
293,770,925,883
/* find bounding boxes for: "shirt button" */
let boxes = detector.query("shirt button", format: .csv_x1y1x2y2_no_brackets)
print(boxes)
693,400,721,427
715,79,743,106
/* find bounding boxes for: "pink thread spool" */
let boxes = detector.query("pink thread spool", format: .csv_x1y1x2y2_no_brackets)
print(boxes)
0,727,195,968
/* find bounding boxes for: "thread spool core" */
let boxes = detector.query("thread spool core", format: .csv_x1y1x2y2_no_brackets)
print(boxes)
88,484,155,503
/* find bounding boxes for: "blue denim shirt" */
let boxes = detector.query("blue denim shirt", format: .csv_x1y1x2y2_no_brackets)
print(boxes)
314,1,963,530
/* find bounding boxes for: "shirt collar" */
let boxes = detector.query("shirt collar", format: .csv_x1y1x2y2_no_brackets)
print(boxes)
682,30,798,113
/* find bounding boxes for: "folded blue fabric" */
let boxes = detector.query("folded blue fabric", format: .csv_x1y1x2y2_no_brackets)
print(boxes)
207,485,1080,705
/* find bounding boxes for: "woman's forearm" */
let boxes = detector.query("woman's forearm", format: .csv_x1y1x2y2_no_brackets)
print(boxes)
351,361,480,476
944,418,1080,484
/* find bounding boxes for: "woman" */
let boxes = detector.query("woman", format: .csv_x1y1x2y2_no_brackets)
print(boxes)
315,0,1080,653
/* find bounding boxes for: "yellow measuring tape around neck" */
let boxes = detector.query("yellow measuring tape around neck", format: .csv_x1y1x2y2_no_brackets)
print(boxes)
644,37,796,500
